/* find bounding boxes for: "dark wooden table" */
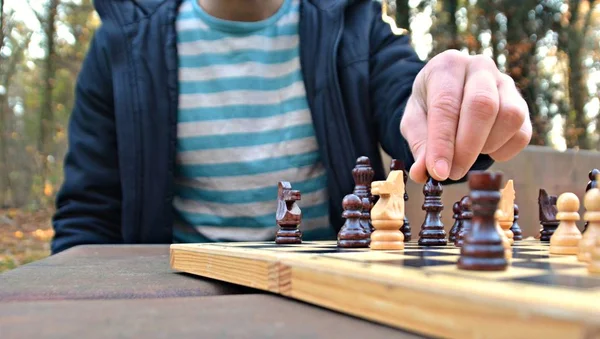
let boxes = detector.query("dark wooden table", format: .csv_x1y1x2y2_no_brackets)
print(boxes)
0,245,424,338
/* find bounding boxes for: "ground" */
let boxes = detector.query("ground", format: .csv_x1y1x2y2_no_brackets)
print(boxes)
0,208,54,273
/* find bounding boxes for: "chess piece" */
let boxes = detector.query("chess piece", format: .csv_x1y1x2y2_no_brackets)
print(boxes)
275,181,302,244
352,156,374,202
370,170,405,250
539,189,559,242
588,236,600,274
338,194,370,248
360,197,374,236
390,159,411,242
510,204,523,241
419,177,447,246
454,196,472,247
550,193,582,255
457,171,507,271
497,180,515,245
495,209,513,260
578,188,600,262
584,169,599,233
448,201,461,243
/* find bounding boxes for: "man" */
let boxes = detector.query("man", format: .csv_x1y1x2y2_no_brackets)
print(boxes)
51,0,531,253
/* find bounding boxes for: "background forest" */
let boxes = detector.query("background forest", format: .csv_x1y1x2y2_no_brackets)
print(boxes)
0,0,599,271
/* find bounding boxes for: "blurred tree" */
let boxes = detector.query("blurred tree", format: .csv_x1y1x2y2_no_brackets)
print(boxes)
558,0,598,149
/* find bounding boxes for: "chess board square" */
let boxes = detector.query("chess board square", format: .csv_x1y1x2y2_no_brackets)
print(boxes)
427,265,545,280
271,247,366,253
511,274,600,289
402,250,458,257
375,258,455,268
536,255,582,264
512,248,546,253
323,251,408,261
556,267,595,277
512,253,550,260
511,260,584,270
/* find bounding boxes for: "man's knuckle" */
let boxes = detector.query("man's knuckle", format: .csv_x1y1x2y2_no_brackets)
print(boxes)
472,54,497,70
501,103,526,128
468,91,498,121
430,93,461,120
409,138,426,155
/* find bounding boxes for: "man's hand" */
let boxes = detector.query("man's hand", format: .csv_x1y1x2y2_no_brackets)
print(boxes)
400,50,532,184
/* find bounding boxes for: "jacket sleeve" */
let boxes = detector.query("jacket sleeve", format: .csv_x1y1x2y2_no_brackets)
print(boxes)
368,4,494,181
51,27,123,254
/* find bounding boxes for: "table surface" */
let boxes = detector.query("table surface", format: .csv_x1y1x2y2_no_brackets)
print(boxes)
0,245,424,338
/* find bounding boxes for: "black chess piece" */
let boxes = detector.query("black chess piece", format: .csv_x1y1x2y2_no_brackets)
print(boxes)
448,201,461,243
454,195,472,247
275,181,302,244
338,194,370,248
539,189,559,242
584,169,599,233
390,159,411,242
352,156,374,202
510,203,523,241
418,177,447,246
457,171,508,271
360,197,374,236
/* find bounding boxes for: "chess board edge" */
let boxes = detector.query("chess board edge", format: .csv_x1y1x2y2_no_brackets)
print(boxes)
169,242,600,339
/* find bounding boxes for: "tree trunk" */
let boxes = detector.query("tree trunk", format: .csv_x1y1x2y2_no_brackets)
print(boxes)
396,0,411,32
38,0,59,200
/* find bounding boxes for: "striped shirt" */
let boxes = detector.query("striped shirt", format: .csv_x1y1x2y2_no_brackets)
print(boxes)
173,0,334,242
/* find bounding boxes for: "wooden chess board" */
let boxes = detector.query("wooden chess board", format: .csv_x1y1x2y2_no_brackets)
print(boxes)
170,239,600,339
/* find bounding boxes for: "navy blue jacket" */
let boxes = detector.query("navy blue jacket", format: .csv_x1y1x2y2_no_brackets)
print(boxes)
51,0,493,253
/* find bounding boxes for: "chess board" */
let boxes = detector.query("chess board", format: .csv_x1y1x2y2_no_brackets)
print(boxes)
170,239,600,339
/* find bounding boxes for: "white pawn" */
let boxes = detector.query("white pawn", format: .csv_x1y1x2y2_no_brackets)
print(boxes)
588,236,600,274
578,188,600,262
550,193,582,255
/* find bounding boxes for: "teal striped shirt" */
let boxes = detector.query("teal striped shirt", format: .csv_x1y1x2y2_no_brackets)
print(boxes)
173,0,333,242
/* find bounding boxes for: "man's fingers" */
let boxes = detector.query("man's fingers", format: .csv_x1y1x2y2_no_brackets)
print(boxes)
489,118,532,161
400,93,428,183
481,73,527,155
451,55,499,180
424,50,469,181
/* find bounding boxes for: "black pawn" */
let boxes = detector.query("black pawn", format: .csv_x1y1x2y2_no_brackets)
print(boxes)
511,203,523,241
448,201,461,243
418,177,447,246
390,159,411,242
457,171,507,271
454,196,472,247
338,194,370,248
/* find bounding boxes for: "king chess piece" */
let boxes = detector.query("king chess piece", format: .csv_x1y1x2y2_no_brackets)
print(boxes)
457,171,507,271
338,194,370,248
418,177,447,246
352,156,374,202
539,189,559,242
390,159,411,242
584,169,599,233
275,181,302,244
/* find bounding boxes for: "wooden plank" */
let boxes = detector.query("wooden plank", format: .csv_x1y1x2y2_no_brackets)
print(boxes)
170,240,600,339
